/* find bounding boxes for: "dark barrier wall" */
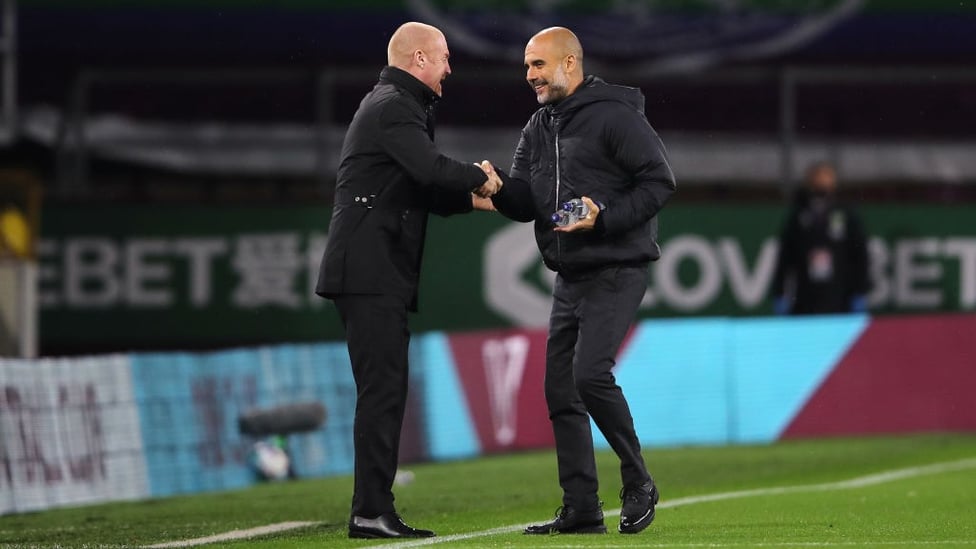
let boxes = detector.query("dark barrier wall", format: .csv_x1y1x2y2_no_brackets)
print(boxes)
37,204,976,351
18,2,976,110
22,1,976,66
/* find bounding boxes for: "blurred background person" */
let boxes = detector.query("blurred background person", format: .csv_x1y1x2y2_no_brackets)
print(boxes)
771,161,870,315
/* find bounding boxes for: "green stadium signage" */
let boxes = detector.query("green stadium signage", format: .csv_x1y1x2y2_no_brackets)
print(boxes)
37,204,976,350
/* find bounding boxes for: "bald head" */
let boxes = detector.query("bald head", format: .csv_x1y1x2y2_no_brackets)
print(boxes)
524,27,585,104
388,22,441,67
527,27,583,65
386,22,453,96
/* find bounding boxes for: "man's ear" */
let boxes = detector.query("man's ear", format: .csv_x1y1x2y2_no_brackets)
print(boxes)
564,54,577,74
414,49,426,68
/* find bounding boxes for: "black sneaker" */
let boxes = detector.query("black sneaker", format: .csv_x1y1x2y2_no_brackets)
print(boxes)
619,481,659,534
524,505,607,535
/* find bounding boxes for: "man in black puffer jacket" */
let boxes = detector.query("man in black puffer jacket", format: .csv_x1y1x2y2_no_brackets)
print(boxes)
485,27,676,536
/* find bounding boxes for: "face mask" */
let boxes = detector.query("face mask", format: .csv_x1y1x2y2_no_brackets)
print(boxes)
808,194,832,216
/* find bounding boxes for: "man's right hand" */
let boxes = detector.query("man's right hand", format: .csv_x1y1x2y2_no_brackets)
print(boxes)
474,160,503,198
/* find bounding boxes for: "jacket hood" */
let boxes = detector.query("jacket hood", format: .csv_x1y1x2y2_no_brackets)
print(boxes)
548,75,646,116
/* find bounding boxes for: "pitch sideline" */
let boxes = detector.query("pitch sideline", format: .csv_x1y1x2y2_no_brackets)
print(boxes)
142,456,976,548
512,542,976,548
143,521,318,548
387,456,976,548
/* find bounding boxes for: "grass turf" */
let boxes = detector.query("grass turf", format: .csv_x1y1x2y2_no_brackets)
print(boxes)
1,434,975,548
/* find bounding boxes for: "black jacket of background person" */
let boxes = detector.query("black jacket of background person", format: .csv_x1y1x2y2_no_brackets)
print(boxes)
316,66,487,311
770,188,871,314
491,75,676,277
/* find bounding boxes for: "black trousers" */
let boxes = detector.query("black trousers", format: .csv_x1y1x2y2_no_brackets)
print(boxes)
334,294,410,518
546,265,651,511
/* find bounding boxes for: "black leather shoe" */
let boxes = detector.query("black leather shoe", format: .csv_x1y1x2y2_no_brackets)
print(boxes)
619,481,660,534
348,513,435,539
524,506,607,535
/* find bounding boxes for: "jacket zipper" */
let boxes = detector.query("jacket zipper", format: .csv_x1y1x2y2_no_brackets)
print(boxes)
553,118,562,266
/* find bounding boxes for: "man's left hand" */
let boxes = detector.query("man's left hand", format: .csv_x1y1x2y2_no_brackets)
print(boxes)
554,196,600,233
472,194,496,211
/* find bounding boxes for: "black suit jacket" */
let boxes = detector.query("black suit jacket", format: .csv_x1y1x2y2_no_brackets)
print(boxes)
316,66,486,311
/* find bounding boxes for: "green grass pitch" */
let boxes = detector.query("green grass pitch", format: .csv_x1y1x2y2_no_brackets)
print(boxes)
2,434,975,548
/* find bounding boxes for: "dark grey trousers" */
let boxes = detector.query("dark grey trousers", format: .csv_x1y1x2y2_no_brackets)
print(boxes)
545,265,652,511
334,294,410,518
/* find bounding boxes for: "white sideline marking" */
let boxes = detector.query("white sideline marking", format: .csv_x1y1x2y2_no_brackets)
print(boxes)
517,542,976,548
387,457,976,548
143,521,317,548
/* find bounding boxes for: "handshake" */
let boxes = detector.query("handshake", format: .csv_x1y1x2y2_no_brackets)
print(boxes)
473,160,503,198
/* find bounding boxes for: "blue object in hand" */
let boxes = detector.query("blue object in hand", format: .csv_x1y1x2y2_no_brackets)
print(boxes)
849,294,868,313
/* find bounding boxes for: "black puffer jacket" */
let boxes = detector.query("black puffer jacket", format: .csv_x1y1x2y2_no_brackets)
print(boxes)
492,75,676,276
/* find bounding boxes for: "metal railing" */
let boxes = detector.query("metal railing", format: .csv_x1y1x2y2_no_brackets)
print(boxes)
51,64,976,197
0,0,17,145
778,66,976,191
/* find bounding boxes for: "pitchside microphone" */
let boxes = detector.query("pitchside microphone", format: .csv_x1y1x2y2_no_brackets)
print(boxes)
238,402,327,437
